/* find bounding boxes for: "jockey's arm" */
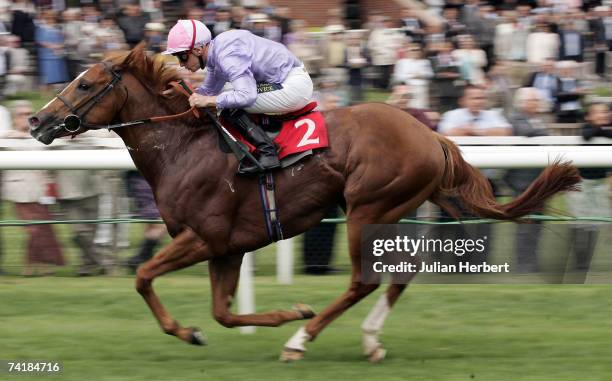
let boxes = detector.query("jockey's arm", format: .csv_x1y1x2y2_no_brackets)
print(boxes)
195,67,225,97
191,71,224,108
193,41,258,109
215,72,257,109
215,41,258,109
190,70,257,109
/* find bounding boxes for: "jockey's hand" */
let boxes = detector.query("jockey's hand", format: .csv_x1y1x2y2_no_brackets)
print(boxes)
189,94,217,108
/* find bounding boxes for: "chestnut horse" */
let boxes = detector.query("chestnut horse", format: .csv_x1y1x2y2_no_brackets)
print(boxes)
29,45,580,362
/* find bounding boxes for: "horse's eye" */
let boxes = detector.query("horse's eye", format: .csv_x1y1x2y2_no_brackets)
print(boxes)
78,83,91,91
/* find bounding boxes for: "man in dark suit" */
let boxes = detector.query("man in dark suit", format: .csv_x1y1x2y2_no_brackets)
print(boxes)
430,41,464,113
589,6,612,77
400,8,426,45
524,59,561,112
558,20,585,62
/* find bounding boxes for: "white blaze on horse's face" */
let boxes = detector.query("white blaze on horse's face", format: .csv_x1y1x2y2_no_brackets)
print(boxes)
41,97,57,110
41,70,90,110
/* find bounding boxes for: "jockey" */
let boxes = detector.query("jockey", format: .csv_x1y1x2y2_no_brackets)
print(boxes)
163,19,314,173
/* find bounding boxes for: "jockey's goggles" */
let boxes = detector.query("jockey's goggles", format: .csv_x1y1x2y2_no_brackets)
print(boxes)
172,51,191,63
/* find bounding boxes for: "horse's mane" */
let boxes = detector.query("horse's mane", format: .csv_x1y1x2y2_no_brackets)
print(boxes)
105,45,197,120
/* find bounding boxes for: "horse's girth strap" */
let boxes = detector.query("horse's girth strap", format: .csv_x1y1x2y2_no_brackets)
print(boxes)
259,173,284,242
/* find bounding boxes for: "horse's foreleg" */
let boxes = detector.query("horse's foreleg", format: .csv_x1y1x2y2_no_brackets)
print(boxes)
361,283,409,363
135,229,213,345
209,255,314,328
281,221,379,361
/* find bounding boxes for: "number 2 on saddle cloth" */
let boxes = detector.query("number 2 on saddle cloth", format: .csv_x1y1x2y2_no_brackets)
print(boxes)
220,101,329,163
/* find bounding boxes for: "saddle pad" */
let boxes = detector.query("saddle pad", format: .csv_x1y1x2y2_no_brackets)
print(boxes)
276,111,328,158
225,110,328,160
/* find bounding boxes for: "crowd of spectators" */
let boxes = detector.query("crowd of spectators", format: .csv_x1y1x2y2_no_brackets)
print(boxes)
0,1,608,112
0,0,610,276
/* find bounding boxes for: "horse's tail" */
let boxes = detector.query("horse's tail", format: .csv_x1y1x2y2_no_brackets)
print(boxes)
430,134,581,220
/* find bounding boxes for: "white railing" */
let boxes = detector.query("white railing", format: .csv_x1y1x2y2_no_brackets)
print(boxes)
1,136,611,170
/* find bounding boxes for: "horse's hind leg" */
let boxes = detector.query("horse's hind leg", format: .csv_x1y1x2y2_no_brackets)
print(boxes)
361,281,411,363
281,181,437,361
280,218,380,361
135,229,214,345
209,255,315,327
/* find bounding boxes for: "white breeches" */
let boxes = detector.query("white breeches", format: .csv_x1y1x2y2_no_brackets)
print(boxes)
245,66,314,115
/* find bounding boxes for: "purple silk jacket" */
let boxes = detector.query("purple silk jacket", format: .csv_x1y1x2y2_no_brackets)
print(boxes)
195,29,301,109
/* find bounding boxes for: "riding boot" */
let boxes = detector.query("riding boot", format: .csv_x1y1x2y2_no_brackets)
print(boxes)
225,109,280,174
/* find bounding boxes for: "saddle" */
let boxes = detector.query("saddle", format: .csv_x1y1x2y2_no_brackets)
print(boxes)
220,102,329,169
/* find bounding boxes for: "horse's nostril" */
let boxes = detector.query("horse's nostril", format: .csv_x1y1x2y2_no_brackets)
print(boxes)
28,116,40,129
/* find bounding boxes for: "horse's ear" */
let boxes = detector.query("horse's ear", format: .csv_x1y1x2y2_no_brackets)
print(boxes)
126,42,148,67
113,42,148,71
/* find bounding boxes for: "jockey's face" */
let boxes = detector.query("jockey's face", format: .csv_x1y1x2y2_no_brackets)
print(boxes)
177,45,209,72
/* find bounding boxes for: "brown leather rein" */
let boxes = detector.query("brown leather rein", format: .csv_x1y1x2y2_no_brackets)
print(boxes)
58,78,201,134
148,80,200,122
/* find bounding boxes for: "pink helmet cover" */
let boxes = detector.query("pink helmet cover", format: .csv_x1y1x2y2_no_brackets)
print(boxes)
163,19,211,55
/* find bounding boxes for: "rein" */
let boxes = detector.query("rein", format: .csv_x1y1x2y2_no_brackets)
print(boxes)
54,65,201,134
93,80,201,129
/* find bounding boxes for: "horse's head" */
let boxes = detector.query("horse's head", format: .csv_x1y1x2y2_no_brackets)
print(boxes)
29,42,167,145
29,61,129,144
30,44,190,145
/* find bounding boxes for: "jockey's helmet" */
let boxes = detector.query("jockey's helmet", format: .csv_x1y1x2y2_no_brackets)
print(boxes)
162,19,211,55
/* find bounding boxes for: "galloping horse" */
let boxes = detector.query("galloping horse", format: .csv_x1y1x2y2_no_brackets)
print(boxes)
29,45,580,362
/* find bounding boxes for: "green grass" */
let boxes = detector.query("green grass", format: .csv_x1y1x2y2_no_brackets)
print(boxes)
0,275,611,380
593,86,612,98
2,91,57,110
364,89,391,103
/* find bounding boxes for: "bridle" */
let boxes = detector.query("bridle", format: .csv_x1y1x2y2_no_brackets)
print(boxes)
56,64,128,132
53,63,200,135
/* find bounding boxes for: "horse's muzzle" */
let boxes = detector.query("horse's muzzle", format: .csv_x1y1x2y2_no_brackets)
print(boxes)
28,116,40,129
29,114,58,145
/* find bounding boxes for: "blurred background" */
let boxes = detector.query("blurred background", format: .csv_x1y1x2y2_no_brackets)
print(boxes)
0,0,610,279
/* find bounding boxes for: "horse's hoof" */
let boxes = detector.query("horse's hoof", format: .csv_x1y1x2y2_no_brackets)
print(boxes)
279,348,305,362
188,327,207,346
293,304,316,319
367,346,387,363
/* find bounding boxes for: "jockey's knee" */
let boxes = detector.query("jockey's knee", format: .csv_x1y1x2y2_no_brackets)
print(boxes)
213,310,236,328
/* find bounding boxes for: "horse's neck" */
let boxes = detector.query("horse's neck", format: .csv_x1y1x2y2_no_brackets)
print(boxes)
114,79,218,187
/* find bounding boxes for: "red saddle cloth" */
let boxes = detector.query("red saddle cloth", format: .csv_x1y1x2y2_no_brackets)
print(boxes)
224,102,329,159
